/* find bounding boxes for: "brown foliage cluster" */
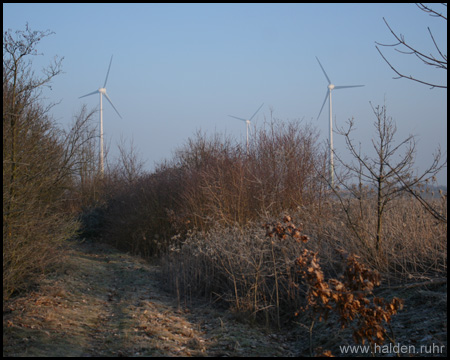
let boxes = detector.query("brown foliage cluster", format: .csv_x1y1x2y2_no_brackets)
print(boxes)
162,212,406,347
296,248,404,347
259,216,405,351
263,215,309,243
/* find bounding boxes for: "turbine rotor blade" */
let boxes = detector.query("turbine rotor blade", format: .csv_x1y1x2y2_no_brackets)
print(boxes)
228,115,247,122
104,55,113,88
334,85,365,89
317,90,329,120
79,90,99,99
103,92,122,119
249,102,264,121
315,56,331,84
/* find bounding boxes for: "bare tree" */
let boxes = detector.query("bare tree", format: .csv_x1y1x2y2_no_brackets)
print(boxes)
113,135,146,184
61,105,102,209
375,3,447,89
332,103,446,257
3,23,63,212
3,25,99,298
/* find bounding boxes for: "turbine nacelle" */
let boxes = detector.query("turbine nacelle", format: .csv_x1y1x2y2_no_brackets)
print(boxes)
228,102,264,155
315,56,364,188
316,56,365,120
228,102,264,126
78,55,122,175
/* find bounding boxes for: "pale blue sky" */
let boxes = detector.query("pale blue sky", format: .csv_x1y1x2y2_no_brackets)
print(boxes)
3,3,447,184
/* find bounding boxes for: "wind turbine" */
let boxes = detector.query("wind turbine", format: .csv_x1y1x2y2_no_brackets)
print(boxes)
228,102,264,155
316,56,364,188
79,55,122,176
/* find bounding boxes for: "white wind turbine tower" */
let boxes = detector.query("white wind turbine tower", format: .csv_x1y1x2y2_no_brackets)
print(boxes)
228,102,264,155
79,55,122,176
316,56,364,188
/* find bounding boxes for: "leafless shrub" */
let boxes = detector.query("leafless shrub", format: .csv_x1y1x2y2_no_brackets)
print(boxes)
99,118,324,257
294,192,447,282
175,118,325,229
248,118,326,216
327,102,446,275
3,25,83,298
161,216,313,328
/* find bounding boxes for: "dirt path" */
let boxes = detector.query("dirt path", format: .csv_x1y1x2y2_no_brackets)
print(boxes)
3,240,297,357
4,239,447,357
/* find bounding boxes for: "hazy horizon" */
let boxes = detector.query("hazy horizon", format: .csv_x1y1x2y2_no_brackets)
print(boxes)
3,3,447,185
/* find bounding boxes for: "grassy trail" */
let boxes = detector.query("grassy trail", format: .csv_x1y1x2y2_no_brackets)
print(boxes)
3,240,296,357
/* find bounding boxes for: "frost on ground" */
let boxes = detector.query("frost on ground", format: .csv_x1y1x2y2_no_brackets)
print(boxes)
3,239,446,357
3,240,296,357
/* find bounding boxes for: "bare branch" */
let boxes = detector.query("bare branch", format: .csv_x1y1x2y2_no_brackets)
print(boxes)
416,3,447,21
375,4,447,89
376,46,446,89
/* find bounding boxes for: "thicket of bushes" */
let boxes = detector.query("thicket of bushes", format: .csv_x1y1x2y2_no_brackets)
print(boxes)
2,90,80,297
3,26,100,299
159,193,446,326
90,109,446,329
95,120,327,257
